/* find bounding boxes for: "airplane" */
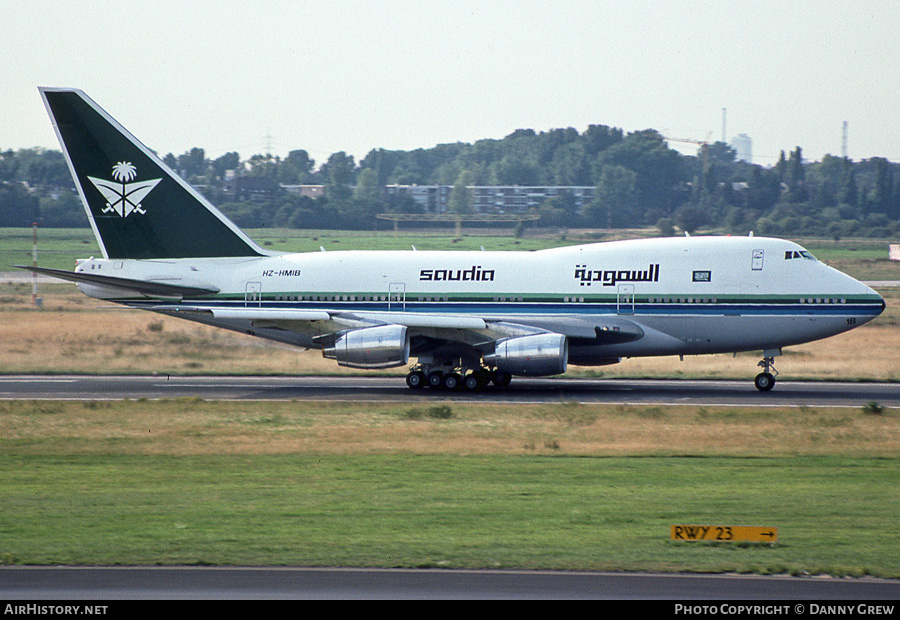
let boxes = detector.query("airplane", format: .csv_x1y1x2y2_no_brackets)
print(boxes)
27,87,885,392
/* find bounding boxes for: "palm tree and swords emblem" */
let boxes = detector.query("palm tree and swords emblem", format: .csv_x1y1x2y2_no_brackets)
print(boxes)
88,162,161,217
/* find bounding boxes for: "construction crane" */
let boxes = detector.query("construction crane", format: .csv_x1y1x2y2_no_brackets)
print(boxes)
665,132,714,192
664,132,713,165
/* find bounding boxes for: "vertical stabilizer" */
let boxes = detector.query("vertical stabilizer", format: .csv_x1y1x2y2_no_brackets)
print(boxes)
40,88,266,259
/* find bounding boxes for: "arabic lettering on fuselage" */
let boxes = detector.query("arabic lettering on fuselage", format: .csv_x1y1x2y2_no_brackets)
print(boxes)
575,264,659,287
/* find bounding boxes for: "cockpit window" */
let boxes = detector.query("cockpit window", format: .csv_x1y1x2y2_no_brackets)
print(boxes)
784,250,817,261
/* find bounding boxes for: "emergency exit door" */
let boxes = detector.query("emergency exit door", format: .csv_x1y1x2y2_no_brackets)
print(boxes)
752,249,765,271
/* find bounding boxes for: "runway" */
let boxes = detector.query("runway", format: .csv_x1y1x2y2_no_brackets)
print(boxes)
1,374,899,408
2,566,899,600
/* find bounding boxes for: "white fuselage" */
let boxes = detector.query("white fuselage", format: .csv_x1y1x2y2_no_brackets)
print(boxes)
75,236,884,365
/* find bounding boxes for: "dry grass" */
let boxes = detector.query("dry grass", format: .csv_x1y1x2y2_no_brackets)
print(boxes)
573,325,900,381
1,283,898,380
2,399,898,458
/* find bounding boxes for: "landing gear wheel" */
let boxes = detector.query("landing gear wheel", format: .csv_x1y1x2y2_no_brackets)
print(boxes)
406,370,426,389
754,372,775,392
462,373,481,391
426,371,444,389
474,368,493,388
443,372,461,390
755,353,779,392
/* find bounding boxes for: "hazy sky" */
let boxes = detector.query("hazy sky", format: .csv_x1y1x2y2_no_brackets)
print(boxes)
4,0,900,168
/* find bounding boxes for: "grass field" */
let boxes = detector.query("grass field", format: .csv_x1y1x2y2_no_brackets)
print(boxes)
1,228,899,575
0,399,898,575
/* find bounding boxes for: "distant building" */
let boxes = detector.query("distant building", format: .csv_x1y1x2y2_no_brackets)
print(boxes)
471,186,595,214
385,185,452,213
385,184,596,214
731,134,752,164
231,176,283,203
282,184,326,199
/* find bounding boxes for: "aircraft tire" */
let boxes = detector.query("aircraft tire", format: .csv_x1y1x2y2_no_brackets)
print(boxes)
474,368,492,388
463,373,480,391
426,372,444,388
406,370,426,389
443,373,461,390
754,372,775,391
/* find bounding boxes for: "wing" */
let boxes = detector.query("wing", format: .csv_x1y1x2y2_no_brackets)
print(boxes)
136,303,645,375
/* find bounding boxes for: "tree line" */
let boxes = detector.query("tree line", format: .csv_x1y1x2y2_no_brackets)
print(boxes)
2,125,899,239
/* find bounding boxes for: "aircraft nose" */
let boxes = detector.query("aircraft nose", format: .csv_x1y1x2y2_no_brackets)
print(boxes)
864,282,886,310
864,283,886,316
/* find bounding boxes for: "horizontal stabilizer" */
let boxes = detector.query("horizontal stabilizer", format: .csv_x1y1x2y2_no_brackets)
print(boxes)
16,266,219,298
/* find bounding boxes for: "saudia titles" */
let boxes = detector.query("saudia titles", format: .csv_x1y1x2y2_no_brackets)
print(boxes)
575,264,660,287
419,265,495,282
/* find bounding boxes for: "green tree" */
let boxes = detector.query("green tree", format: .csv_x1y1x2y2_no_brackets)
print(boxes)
588,164,638,228
0,182,40,226
786,147,807,202
20,149,70,188
279,150,315,184
39,190,84,227
212,152,241,179
598,130,682,221
353,168,383,206
582,124,624,156
491,155,539,185
321,151,356,202
865,157,894,216
177,148,208,179
449,171,473,214
838,160,859,209
246,153,279,178
674,204,708,234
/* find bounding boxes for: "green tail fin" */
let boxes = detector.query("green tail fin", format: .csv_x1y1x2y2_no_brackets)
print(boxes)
40,88,265,259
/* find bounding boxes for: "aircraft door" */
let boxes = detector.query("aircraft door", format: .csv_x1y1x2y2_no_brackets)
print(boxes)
388,282,406,311
617,284,635,315
245,281,262,306
752,249,765,271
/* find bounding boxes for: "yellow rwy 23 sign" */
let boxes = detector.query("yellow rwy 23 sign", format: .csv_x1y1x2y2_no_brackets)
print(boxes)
670,525,778,543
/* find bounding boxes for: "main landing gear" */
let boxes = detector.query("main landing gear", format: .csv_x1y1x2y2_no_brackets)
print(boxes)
754,352,780,392
405,365,511,391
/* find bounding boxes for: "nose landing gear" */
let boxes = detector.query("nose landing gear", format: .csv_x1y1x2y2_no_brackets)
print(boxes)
754,351,780,391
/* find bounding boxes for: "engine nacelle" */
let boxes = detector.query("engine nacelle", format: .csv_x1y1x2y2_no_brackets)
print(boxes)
323,325,410,369
484,333,568,376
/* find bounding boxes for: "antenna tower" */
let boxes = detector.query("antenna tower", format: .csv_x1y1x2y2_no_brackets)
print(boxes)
841,121,848,159
722,108,727,143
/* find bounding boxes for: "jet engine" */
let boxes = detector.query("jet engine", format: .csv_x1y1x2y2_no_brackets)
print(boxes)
484,333,568,376
323,325,410,369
